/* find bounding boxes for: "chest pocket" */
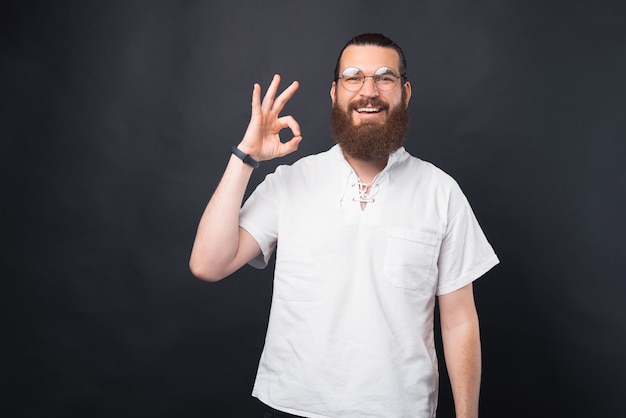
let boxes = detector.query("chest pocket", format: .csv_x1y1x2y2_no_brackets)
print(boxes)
384,228,439,290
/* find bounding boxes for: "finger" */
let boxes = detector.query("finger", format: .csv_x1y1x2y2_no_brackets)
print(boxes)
275,115,303,157
277,115,301,138
261,74,281,113
273,81,300,114
250,83,262,115
277,134,303,157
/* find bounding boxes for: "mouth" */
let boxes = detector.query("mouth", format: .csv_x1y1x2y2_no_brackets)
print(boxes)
355,107,383,114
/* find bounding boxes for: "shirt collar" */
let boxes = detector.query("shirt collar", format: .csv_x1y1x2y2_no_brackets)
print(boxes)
330,144,409,174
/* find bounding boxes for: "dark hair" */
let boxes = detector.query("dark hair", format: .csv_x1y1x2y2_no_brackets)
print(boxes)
333,33,408,83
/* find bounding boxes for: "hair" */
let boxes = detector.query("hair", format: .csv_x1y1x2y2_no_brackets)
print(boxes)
333,33,408,83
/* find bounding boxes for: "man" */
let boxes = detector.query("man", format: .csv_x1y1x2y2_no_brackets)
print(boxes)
190,33,498,418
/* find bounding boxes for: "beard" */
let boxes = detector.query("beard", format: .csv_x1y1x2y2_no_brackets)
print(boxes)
330,92,409,161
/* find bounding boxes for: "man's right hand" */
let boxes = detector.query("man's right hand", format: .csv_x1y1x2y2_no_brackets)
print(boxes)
237,74,302,162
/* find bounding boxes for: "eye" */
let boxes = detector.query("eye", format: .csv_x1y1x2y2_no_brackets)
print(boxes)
378,75,395,82
341,67,363,81
341,68,364,85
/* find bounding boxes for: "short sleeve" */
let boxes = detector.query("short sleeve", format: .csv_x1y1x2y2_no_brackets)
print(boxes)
239,170,282,269
436,191,499,295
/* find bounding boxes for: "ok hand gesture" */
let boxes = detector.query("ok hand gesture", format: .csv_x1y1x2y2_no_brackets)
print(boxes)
238,74,302,162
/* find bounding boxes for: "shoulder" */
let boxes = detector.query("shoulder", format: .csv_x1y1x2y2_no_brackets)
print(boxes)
272,145,344,177
393,148,461,190
253,146,344,197
391,149,470,219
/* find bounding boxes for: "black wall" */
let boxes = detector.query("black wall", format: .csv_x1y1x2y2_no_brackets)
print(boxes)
3,1,625,417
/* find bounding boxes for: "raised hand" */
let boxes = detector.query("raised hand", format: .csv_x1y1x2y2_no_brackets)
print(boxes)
238,74,302,162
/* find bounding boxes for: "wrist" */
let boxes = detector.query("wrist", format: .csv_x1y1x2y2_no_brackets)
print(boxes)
231,145,260,169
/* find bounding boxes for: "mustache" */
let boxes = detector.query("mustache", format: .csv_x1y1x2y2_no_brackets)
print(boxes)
348,98,390,111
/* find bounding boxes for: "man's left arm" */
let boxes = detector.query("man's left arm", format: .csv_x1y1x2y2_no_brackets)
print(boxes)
438,282,482,418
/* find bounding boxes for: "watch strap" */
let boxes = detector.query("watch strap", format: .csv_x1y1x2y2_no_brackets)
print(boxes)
231,145,260,169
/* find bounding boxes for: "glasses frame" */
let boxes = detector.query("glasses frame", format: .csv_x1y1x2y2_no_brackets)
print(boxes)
338,66,402,92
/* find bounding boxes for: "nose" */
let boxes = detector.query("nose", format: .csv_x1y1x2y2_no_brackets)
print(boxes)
359,76,379,98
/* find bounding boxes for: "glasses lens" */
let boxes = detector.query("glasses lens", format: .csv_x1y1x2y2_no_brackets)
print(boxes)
373,67,399,91
340,67,399,91
340,68,364,91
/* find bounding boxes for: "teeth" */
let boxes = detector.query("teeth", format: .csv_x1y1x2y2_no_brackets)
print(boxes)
357,108,381,113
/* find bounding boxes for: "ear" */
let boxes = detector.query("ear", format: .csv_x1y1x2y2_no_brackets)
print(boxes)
403,81,412,107
330,81,337,105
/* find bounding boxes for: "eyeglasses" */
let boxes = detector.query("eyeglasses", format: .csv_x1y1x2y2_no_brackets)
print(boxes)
338,67,401,91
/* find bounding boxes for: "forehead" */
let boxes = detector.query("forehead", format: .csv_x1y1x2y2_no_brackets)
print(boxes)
339,45,401,73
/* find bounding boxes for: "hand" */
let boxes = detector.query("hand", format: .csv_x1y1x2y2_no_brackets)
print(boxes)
238,74,302,161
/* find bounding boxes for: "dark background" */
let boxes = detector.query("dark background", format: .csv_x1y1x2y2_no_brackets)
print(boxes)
2,1,625,417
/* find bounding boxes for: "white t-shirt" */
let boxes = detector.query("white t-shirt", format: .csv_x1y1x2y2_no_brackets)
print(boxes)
239,145,499,418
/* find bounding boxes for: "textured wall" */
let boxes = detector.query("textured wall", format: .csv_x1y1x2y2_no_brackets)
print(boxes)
3,1,625,416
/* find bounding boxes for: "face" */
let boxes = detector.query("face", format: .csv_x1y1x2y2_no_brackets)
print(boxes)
330,45,412,161
330,44,411,126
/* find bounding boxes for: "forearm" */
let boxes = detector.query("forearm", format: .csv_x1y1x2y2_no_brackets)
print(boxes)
441,318,482,418
189,154,254,281
190,75,301,281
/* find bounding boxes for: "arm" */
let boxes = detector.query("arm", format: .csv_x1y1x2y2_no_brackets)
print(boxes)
189,74,302,281
438,282,482,418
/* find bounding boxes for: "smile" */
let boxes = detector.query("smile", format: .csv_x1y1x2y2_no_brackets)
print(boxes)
356,107,382,113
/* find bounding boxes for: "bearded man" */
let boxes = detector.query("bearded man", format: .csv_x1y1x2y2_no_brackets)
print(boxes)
190,33,499,418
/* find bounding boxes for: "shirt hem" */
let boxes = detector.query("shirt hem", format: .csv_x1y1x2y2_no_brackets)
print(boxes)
253,394,332,418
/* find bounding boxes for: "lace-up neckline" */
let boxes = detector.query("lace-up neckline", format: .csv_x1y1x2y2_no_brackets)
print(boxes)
353,174,381,203
340,170,388,211
335,144,405,211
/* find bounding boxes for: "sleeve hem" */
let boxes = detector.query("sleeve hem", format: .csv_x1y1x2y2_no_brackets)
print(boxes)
436,254,499,296
239,223,271,269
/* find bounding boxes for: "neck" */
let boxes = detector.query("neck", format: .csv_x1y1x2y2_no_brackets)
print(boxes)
343,152,388,183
